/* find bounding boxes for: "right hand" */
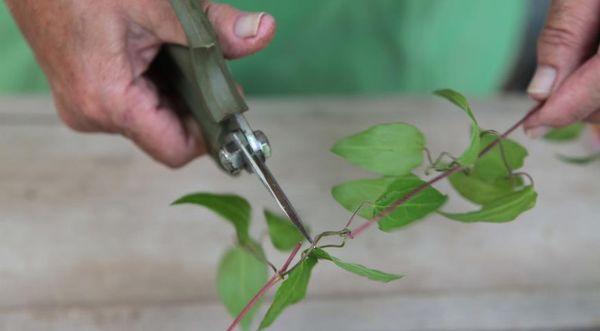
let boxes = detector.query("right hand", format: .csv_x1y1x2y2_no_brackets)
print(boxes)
6,0,276,167
524,0,600,138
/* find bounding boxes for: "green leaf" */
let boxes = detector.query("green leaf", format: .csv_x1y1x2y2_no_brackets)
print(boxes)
374,174,447,232
311,248,402,283
459,125,481,166
449,171,522,205
448,133,528,205
217,246,268,331
434,89,475,121
264,210,305,251
434,89,481,166
472,132,528,179
557,152,600,165
440,186,537,223
331,177,398,219
172,193,252,244
543,123,585,142
259,255,318,330
331,123,425,176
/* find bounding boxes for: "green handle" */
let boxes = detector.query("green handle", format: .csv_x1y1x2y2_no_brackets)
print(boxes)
164,0,248,161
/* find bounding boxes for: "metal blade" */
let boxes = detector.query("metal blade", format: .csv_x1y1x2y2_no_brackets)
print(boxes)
233,134,313,244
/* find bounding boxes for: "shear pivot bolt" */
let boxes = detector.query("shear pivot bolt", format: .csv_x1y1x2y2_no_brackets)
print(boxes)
254,130,271,159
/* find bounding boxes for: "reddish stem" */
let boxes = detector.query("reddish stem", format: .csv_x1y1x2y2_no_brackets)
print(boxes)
280,243,302,271
350,166,462,237
226,243,303,331
350,104,541,238
226,104,542,331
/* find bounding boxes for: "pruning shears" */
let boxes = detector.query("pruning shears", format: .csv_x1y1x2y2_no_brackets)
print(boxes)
163,0,312,243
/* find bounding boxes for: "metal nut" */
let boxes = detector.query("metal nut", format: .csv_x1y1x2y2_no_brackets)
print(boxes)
254,130,272,159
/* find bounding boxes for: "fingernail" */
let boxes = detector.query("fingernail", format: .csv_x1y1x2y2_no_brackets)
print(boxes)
234,12,264,38
525,126,551,139
527,65,557,100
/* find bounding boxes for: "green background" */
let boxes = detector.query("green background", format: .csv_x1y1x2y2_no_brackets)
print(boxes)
0,0,527,95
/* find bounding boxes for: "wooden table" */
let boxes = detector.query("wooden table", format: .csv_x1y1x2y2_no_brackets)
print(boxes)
1,96,599,331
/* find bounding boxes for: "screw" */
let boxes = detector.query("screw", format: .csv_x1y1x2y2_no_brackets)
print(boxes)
254,131,271,159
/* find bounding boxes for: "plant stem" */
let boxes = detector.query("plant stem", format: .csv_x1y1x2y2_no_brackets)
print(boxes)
226,104,541,330
349,166,462,237
226,243,303,331
350,104,541,238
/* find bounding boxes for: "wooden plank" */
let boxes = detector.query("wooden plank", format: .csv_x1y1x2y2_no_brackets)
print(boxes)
1,289,599,331
0,96,599,329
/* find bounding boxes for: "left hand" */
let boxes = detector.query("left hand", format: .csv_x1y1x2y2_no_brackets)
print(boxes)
524,0,600,138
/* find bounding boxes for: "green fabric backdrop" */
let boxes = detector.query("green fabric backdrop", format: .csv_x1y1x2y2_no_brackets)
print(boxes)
0,1,527,95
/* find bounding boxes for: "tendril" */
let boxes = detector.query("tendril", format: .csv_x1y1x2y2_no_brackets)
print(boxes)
424,148,459,175
483,129,514,177
511,171,535,187
345,201,376,229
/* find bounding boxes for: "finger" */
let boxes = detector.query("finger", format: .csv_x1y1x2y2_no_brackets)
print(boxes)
527,0,600,100
591,125,600,148
114,77,205,168
205,3,276,59
586,110,600,124
52,89,118,133
143,0,276,60
525,55,600,132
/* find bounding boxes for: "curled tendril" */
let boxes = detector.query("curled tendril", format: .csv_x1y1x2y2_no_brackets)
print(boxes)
345,201,377,228
510,171,535,187
424,148,459,175
482,130,513,176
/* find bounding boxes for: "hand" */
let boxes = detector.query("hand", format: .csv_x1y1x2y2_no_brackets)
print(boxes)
6,0,275,167
525,0,600,138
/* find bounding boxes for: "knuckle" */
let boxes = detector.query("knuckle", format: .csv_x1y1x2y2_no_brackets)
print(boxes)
538,24,582,51
206,3,233,23
71,82,101,117
52,92,88,132
57,109,85,132
72,80,119,131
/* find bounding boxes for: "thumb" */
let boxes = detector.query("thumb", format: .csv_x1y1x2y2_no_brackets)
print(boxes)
527,0,600,100
525,55,600,132
145,0,276,59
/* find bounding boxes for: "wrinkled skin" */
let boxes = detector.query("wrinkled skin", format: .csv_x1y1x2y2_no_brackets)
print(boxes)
6,0,275,167
526,0,600,138
8,0,600,159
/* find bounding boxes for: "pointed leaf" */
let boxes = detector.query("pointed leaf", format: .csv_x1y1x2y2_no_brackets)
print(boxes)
459,124,481,167
543,123,584,142
434,89,481,166
258,255,318,330
558,152,600,165
172,193,251,244
331,123,425,176
449,171,522,205
264,210,305,251
331,177,398,219
472,133,528,179
374,174,447,232
217,246,268,331
440,186,537,223
449,133,528,205
434,89,476,122
311,248,402,283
